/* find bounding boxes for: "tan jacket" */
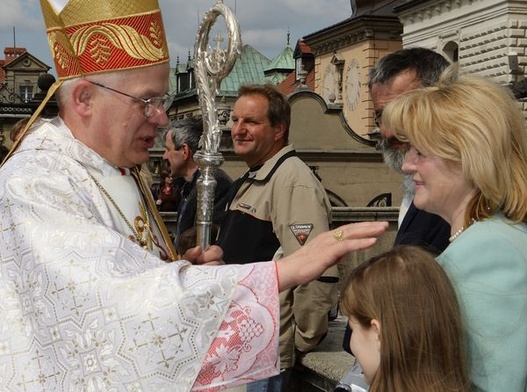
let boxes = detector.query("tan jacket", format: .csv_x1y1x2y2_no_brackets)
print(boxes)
219,144,339,369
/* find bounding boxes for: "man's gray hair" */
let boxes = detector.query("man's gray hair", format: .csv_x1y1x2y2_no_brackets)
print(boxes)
56,71,125,108
368,47,450,90
168,116,203,153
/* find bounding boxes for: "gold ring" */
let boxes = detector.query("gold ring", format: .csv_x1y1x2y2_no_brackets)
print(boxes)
332,229,344,242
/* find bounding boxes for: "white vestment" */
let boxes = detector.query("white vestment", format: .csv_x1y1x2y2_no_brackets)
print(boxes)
0,117,280,391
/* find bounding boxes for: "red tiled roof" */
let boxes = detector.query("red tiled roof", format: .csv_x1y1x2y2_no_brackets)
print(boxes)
298,40,312,55
276,68,315,95
3,47,27,64
1,47,27,82
0,59,5,82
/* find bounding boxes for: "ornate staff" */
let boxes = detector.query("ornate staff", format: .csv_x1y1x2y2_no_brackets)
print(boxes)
193,0,242,248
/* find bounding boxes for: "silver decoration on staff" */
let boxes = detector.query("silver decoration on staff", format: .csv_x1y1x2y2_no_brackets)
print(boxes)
193,0,242,248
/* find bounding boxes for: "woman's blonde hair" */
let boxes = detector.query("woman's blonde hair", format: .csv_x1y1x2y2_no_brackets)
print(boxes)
383,68,527,225
341,246,470,392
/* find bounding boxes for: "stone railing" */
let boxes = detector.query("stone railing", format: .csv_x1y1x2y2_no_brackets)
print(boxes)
159,211,178,239
331,206,398,224
292,315,354,392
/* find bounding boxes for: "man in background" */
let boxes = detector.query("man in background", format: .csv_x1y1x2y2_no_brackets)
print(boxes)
163,116,232,253
370,47,451,252
216,84,339,392
341,47,452,361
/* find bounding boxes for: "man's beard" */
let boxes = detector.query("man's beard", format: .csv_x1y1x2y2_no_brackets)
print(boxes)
377,136,407,174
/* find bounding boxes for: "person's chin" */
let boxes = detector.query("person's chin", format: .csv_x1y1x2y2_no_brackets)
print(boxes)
412,196,429,212
385,161,404,174
363,369,376,385
233,145,248,156
132,152,150,166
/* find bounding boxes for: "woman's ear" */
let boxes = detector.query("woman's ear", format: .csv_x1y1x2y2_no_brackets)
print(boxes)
371,319,381,350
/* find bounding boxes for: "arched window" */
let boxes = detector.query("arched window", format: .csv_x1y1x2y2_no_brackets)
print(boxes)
443,41,459,63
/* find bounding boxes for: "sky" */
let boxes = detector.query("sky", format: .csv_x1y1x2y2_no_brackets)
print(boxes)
0,0,352,75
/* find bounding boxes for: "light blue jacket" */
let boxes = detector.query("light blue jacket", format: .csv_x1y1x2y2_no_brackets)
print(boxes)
438,213,527,392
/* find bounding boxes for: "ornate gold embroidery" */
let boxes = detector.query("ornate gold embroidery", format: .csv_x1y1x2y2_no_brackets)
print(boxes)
88,173,153,250
70,22,167,63
47,31,74,71
149,19,164,48
135,202,153,250
55,0,160,26
41,0,169,78
89,36,112,65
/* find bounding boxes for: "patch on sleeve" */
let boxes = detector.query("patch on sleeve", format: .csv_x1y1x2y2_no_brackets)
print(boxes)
290,223,314,246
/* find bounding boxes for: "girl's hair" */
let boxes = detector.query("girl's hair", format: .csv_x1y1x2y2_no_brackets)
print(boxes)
341,246,471,392
384,67,527,225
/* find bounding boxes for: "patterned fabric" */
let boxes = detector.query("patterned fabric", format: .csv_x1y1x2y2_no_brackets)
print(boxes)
39,0,169,79
0,117,280,391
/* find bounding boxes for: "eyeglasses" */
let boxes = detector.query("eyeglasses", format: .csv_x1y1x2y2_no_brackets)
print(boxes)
87,80,174,118
373,109,383,128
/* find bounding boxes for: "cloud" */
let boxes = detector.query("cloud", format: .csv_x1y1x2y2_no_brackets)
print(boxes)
161,0,351,60
0,0,42,32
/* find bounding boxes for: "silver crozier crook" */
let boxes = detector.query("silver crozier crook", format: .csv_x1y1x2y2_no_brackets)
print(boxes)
193,0,242,248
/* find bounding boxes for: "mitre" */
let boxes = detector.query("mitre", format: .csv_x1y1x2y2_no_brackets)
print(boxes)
39,0,169,79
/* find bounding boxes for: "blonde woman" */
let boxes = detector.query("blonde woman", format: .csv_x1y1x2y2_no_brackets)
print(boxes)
384,71,527,391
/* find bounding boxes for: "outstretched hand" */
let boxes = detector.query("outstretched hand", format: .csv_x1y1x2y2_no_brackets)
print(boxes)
276,221,388,291
181,244,224,265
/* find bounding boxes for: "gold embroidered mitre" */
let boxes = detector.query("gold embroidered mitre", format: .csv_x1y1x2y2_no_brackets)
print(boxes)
39,0,169,79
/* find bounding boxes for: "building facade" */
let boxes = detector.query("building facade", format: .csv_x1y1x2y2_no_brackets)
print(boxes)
395,0,527,111
0,47,52,149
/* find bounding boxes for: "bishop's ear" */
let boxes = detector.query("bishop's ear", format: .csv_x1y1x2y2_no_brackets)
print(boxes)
71,80,94,117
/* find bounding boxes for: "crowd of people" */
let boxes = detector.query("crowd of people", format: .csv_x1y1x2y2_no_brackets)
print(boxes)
0,0,526,391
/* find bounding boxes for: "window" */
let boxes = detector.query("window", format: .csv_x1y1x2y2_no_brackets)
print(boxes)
19,85,33,103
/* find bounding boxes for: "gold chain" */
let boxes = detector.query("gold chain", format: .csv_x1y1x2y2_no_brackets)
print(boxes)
88,172,151,248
